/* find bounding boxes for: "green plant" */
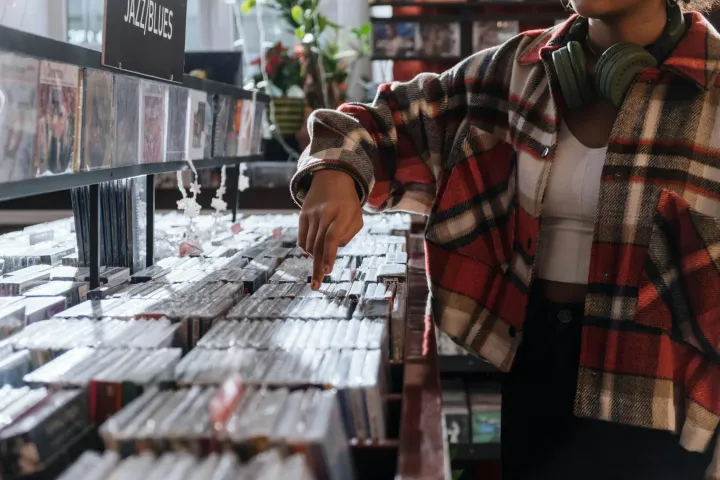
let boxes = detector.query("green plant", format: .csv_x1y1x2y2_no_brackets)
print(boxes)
240,0,370,109
248,42,302,97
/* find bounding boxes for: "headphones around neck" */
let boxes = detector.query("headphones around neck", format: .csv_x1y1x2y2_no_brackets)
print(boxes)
552,4,686,109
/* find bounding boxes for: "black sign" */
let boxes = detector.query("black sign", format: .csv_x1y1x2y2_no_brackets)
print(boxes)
102,0,187,82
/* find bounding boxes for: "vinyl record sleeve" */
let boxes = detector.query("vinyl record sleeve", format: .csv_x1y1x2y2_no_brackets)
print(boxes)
187,90,208,160
203,93,214,158
82,69,115,170
373,22,417,58
35,61,79,176
166,85,190,162
251,101,265,154
113,76,141,167
472,21,519,53
0,53,39,182
213,95,232,157
418,23,461,58
237,99,253,156
139,81,168,164
226,99,242,157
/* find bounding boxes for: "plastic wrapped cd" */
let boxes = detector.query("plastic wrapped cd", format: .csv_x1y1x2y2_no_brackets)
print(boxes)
226,99,242,157
166,85,189,162
251,101,266,154
237,99,253,155
82,69,115,170
202,93,214,158
187,90,208,160
0,52,39,182
35,61,80,176
140,81,168,163
113,75,141,167
212,95,232,157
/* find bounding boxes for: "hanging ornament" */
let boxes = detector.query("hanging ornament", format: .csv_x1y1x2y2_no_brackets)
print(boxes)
239,163,250,192
211,165,229,215
176,159,203,256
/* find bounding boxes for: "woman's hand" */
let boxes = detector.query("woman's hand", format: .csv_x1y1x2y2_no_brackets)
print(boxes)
298,170,364,289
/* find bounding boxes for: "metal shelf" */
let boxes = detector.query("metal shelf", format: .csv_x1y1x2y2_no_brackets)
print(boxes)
0,156,263,203
0,25,270,102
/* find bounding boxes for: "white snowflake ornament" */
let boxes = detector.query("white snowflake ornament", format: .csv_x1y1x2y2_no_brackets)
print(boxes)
211,197,228,212
189,181,202,196
239,163,250,192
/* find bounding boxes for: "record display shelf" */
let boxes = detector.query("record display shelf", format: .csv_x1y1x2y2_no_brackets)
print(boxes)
0,24,270,290
0,215,450,479
370,1,566,63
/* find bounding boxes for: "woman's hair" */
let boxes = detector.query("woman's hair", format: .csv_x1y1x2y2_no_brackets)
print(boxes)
683,0,720,12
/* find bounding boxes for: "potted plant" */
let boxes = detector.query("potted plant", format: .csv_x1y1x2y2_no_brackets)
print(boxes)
247,41,305,135
240,0,370,111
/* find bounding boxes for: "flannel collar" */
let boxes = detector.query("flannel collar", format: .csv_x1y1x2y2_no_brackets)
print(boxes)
517,11,720,89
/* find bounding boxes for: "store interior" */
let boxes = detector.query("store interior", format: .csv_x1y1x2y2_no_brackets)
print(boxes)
2,1,719,479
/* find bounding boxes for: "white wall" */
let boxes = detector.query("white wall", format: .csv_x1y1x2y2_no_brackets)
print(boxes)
0,0,51,38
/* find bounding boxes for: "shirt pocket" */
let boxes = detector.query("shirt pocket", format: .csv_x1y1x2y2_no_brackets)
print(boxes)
426,145,516,271
636,188,720,360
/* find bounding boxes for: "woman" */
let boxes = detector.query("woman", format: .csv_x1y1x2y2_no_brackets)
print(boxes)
292,0,720,478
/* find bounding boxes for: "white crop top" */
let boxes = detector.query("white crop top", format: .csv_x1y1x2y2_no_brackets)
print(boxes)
536,122,608,284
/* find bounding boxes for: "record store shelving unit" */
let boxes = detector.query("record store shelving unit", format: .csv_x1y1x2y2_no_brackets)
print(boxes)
369,0,567,63
0,25,450,480
0,25,267,291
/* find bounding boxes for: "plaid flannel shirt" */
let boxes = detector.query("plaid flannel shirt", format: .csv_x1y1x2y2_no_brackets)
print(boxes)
291,12,720,470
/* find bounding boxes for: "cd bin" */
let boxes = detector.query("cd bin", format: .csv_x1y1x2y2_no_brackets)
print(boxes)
0,24,447,480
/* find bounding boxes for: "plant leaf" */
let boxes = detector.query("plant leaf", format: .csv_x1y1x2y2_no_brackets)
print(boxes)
290,5,303,24
295,26,305,40
240,0,255,14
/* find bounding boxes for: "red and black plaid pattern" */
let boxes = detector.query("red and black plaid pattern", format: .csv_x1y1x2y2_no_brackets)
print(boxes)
291,11,720,466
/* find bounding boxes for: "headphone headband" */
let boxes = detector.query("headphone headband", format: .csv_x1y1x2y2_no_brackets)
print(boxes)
566,3,685,64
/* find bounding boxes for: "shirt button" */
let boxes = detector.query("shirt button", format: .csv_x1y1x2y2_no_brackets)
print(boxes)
541,147,550,158
614,172,623,180
602,273,609,279
558,309,573,324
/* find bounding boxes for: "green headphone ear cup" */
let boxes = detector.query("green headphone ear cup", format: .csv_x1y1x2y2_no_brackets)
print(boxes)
552,43,585,110
567,41,595,105
595,42,658,108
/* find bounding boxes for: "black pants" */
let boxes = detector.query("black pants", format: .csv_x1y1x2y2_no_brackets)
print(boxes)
501,291,713,479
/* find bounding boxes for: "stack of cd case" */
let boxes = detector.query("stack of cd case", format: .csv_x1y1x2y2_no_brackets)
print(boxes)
6,318,180,361
0,348,32,386
0,388,91,478
98,386,354,480
174,346,387,442
0,212,414,477
60,449,316,480
21,347,181,423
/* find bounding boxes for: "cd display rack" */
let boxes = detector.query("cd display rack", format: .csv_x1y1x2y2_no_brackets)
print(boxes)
0,24,269,290
0,212,449,479
369,0,566,62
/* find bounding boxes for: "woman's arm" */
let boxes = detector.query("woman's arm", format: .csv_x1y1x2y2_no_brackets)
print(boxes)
290,47,511,287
